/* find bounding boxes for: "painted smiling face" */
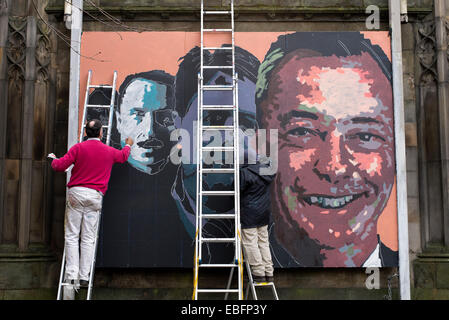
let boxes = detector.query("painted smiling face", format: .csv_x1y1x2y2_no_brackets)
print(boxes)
116,77,175,175
260,51,395,266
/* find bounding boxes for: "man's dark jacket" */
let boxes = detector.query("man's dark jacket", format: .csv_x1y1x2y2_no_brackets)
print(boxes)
239,163,276,229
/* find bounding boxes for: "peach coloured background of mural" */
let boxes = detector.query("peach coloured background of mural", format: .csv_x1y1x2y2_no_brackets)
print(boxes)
79,31,398,251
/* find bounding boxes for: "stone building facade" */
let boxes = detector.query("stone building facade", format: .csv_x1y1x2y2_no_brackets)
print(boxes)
0,0,447,299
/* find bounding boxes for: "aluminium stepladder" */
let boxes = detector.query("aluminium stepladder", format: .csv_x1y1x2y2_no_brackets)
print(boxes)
224,250,279,300
56,70,118,300
243,258,279,300
193,0,244,300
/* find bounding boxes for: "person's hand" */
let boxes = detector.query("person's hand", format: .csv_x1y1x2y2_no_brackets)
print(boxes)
47,153,56,160
125,137,134,146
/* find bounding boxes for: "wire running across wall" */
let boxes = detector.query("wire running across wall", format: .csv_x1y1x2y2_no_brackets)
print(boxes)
83,0,156,33
31,0,110,63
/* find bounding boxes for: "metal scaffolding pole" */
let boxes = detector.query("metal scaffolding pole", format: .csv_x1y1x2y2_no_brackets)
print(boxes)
67,0,83,156
389,0,411,300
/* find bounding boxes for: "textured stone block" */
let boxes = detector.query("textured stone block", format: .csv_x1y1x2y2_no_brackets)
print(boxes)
404,99,417,123
413,261,435,288
0,261,40,289
436,263,449,289
406,170,419,197
407,195,420,218
405,122,418,147
303,0,363,7
406,146,418,172
363,0,388,7
401,23,415,51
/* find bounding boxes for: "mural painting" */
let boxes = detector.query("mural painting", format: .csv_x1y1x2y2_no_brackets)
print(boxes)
79,31,398,267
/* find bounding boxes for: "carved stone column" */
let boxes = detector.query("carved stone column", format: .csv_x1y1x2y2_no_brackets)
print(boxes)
0,0,9,244
414,1,449,295
434,0,449,249
0,0,57,295
416,1,449,252
416,12,441,251
17,14,36,251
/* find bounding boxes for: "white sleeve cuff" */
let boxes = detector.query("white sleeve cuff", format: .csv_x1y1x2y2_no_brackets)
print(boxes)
125,144,132,148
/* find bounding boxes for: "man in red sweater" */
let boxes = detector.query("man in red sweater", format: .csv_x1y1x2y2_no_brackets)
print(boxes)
49,119,133,288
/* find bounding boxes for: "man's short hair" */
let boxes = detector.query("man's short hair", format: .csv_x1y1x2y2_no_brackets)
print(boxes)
174,45,260,118
85,119,102,138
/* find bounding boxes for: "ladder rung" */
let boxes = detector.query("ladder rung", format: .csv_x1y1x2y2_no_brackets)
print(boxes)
89,85,113,89
60,283,77,287
201,190,235,196
202,168,235,173
86,104,111,108
202,105,234,110
203,66,233,69
253,282,275,287
202,125,234,130
197,289,240,293
202,213,236,219
199,263,237,268
202,146,234,151
201,237,236,243
203,47,232,50
202,85,234,91
203,29,233,32
204,11,232,14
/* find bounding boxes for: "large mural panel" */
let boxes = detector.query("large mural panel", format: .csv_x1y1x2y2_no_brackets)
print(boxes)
79,31,398,267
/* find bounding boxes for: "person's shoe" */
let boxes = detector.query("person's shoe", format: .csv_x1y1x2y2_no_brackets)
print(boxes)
252,274,266,283
266,275,274,283
79,280,89,288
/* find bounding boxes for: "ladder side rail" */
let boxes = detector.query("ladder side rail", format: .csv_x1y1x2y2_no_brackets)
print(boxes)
234,74,243,300
79,70,93,143
245,258,258,300
196,0,204,299
56,249,66,300
194,74,202,301
86,210,102,300
231,0,235,79
200,0,204,79
272,284,280,300
224,266,235,300
105,71,118,146
198,75,205,265
231,78,238,290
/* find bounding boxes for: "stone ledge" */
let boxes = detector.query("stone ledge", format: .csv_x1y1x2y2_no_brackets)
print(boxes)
0,258,59,290
1,287,448,300
45,3,432,15
0,287,395,300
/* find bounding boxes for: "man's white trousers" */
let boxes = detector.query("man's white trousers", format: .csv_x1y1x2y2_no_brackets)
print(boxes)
64,186,102,281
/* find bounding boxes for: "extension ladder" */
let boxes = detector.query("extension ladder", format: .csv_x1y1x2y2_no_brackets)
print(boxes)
193,0,244,300
56,70,117,300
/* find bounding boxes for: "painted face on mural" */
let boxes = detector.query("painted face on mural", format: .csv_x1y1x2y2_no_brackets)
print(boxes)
261,51,395,266
175,71,259,234
116,77,175,175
